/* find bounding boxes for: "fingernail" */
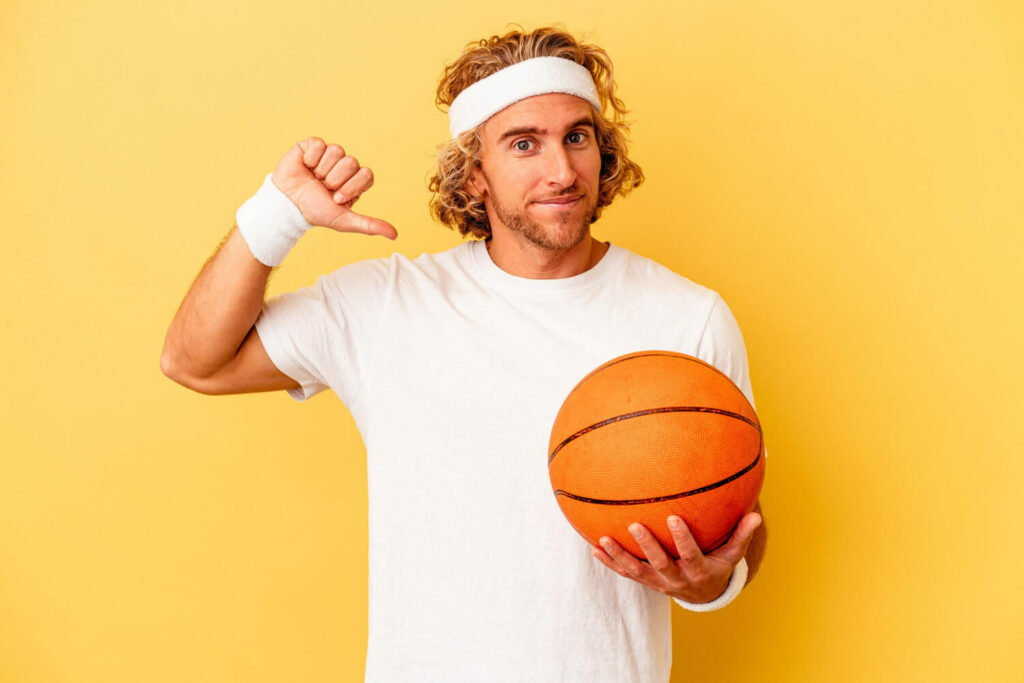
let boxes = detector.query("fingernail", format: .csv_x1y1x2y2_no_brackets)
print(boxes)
600,538,612,550
334,193,344,202
668,516,681,529
629,523,642,538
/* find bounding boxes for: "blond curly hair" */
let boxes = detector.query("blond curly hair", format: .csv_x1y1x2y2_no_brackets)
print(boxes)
428,25,645,239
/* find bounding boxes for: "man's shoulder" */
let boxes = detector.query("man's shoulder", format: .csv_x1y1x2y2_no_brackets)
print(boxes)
317,239,474,289
613,243,720,301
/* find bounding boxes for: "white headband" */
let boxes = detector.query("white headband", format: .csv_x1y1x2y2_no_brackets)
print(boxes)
447,56,602,138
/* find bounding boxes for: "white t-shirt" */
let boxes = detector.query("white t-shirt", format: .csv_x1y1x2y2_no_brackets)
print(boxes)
254,239,759,682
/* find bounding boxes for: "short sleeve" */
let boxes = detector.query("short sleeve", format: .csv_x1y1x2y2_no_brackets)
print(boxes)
694,294,755,409
694,293,767,460
674,295,764,612
253,258,390,405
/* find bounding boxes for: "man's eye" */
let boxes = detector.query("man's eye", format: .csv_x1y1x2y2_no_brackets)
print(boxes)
567,132,584,144
514,140,532,151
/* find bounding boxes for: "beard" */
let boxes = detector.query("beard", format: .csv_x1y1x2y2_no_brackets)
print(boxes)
489,187,598,251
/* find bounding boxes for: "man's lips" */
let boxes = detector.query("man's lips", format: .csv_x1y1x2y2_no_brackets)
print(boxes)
534,194,582,206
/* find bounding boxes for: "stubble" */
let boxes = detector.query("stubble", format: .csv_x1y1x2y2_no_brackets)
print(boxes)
490,189,598,251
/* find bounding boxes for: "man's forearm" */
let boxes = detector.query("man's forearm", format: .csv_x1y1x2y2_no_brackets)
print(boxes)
161,225,273,379
743,499,767,586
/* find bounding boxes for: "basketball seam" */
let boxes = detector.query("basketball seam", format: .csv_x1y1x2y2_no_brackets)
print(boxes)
548,406,761,466
552,450,762,505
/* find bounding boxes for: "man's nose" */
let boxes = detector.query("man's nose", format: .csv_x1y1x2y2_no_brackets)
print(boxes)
544,144,577,188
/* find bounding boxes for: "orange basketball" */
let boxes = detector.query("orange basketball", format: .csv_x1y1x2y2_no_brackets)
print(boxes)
548,350,765,559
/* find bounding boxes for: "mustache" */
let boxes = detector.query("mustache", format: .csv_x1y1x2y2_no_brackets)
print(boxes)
534,189,584,202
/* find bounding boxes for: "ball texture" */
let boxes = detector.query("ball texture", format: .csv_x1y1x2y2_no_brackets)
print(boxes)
548,351,765,559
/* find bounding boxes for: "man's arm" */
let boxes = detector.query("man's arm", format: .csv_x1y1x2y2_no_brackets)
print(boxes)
160,137,396,393
161,224,276,386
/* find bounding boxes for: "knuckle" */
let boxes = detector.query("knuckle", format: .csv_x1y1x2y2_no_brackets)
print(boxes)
651,557,671,572
341,176,361,194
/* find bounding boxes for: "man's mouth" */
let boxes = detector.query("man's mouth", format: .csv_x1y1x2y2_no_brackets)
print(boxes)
534,194,582,207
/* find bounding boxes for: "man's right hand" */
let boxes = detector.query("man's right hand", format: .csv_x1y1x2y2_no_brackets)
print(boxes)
271,136,398,240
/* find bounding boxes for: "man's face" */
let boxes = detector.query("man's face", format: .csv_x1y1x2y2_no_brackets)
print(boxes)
470,93,602,251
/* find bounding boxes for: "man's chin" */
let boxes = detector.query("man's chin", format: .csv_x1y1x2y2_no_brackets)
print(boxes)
494,202,595,251
528,223,590,251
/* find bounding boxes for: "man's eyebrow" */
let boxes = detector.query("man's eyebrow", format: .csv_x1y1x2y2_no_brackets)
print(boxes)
496,116,596,143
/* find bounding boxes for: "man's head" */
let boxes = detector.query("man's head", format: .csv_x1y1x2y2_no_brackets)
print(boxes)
428,26,644,243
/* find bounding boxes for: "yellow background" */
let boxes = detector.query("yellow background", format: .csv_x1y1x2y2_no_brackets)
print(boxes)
2,0,1021,680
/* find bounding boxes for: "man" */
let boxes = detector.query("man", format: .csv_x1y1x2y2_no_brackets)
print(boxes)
162,26,767,683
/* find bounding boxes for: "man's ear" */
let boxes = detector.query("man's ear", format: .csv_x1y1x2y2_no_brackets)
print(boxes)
467,164,488,199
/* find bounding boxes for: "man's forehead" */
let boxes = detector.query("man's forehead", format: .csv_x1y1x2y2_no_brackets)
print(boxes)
482,93,596,141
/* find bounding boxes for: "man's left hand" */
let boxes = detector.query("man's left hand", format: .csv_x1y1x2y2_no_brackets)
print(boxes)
591,512,762,603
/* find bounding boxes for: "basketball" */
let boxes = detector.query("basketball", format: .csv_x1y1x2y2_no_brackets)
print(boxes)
547,350,765,559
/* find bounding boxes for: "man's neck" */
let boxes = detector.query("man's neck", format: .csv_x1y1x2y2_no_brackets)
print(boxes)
485,233,610,279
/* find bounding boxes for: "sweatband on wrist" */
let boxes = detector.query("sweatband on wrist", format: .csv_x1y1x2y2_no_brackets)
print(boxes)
447,56,602,138
672,557,748,613
235,173,313,267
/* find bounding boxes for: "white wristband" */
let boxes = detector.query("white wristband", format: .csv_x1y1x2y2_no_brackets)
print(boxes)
672,557,748,612
235,173,313,267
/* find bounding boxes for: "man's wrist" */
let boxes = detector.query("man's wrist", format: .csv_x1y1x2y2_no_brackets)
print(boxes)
235,173,313,267
672,557,748,613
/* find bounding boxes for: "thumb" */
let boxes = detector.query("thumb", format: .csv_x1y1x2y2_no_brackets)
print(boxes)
323,206,398,240
712,512,761,564
354,212,399,240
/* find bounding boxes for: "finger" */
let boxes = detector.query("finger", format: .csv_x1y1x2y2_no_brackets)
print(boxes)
333,166,374,204
667,516,705,568
732,512,763,556
709,512,762,565
324,155,361,192
338,210,398,240
297,137,327,168
628,523,678,578
599,536,658,585
591,546,629,578
315,145,346,181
